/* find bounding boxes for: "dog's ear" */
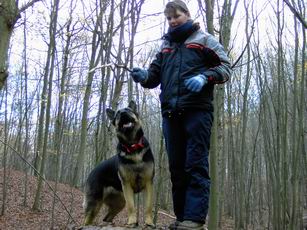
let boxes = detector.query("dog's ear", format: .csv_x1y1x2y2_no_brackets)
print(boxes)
128,100,137,112
106,108,115,121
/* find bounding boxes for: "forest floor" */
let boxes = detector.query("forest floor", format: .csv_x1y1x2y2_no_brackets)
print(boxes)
0,169,236,230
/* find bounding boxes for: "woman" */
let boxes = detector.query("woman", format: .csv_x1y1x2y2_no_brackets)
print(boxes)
131,1,231,229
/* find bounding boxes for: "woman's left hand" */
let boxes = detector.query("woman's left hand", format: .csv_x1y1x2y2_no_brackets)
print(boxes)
184,74,208,92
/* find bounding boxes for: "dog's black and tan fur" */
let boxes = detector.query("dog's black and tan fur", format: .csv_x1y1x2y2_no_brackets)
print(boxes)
83,101,155,228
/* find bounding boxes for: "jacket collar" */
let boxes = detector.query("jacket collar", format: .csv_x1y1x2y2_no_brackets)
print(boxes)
163,20,199,43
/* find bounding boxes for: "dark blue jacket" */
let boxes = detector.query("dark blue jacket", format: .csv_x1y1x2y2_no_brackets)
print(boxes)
141,27,231,115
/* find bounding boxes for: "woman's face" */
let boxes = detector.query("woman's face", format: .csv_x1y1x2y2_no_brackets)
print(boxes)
166,9,190,28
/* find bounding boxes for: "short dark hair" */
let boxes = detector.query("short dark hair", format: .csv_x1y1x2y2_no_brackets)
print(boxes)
164,0,190,17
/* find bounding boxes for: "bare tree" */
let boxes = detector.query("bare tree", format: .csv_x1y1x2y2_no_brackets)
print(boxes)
0,0,41,89
0,86,8,215
1,0,306,228
197,0,238,228
22,11,30,207
33,0,60,210
72,0,109,186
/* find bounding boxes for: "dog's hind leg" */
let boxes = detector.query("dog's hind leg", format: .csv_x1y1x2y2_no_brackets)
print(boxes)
103,193,126,222
83,196,103,226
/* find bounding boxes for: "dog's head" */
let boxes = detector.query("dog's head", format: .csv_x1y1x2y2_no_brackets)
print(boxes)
106,101,143,145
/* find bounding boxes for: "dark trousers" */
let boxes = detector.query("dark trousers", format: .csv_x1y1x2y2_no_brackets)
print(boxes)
162,110,213,223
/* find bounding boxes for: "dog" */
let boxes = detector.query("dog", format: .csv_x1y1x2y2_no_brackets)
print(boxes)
83,100,155,228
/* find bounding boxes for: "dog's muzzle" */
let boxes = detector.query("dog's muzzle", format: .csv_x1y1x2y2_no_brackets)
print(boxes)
117,112,136,132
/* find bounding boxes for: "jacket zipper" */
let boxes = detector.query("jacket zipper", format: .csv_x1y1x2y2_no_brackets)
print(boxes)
176,44,183,111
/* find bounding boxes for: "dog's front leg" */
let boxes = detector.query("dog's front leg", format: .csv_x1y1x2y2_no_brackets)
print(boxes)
122,183,137,227
144,181,154,227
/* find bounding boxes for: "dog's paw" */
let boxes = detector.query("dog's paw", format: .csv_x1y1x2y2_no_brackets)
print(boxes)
126,222,138,228
77,225,100,230
143,223,156,229
99,221,114,227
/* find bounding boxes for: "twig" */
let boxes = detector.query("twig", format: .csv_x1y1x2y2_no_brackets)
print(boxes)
19,0,42,14
88,63,112,73
88,63,132,74
157,210,176,219
0,138,80,225
113,63,133,73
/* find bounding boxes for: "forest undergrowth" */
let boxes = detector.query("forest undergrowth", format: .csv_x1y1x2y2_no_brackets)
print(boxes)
0,169,238,229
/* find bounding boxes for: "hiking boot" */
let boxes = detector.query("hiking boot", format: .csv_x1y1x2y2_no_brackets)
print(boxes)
168,220,182,229
176,220,204,230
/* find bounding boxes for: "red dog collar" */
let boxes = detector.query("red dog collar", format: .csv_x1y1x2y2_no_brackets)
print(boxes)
122,137,144,154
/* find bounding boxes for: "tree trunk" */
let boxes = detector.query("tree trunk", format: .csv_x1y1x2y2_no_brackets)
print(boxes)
237,1,252,228
72,10,103,186
94,0,114,164
22,12,30,207
51,10,73,227
32,0,59,211
153,128,165,225
0,0,41,89
0,0,17,89
290,11,306,229
0,86,8,215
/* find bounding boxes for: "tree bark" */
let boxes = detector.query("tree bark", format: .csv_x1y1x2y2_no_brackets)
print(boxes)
0,0,41,89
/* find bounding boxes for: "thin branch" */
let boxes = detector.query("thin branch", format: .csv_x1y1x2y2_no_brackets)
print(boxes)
233,56,259,69
231,0,240,18
157,210,176,219
19,0,42,14
283,0,307,28
231,0,269,69
88,63,112,73
231,28,254,69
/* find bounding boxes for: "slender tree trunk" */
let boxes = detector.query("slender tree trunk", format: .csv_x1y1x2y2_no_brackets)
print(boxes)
1,86,8,215
274,1,284,228
290,12,306,229
204,0,238,228
22,12,30,207
219,0,238,227
33,43,51,174
153,128,165,225
200,0,219,228
237,1,252,228
72,10,103,186
32,0,59,210
204,0,215,35
94,0,114,164
51,10,73,227
110,0,128,109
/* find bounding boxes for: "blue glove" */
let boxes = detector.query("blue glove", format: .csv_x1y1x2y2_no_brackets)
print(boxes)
184,74,208,92
131,67,148,84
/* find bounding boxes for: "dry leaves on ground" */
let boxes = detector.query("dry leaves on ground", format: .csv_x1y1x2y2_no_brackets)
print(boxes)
0,169,175,230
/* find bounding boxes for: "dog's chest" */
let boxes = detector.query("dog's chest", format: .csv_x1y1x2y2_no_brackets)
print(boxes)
119,149,145,162
118,161,154,193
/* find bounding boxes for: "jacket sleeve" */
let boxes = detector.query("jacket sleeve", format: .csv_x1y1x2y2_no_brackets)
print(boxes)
202,34,232,84
140,52,162,89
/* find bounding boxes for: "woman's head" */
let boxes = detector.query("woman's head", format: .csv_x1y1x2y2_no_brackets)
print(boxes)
164,0,191,28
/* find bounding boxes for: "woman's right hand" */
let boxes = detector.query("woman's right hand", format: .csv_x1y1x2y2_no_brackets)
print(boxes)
131,67,148,84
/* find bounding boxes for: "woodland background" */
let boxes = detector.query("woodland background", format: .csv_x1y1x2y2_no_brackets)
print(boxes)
0,0,306,229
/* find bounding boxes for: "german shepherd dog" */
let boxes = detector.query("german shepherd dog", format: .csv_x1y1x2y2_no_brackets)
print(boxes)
83,101,155,228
